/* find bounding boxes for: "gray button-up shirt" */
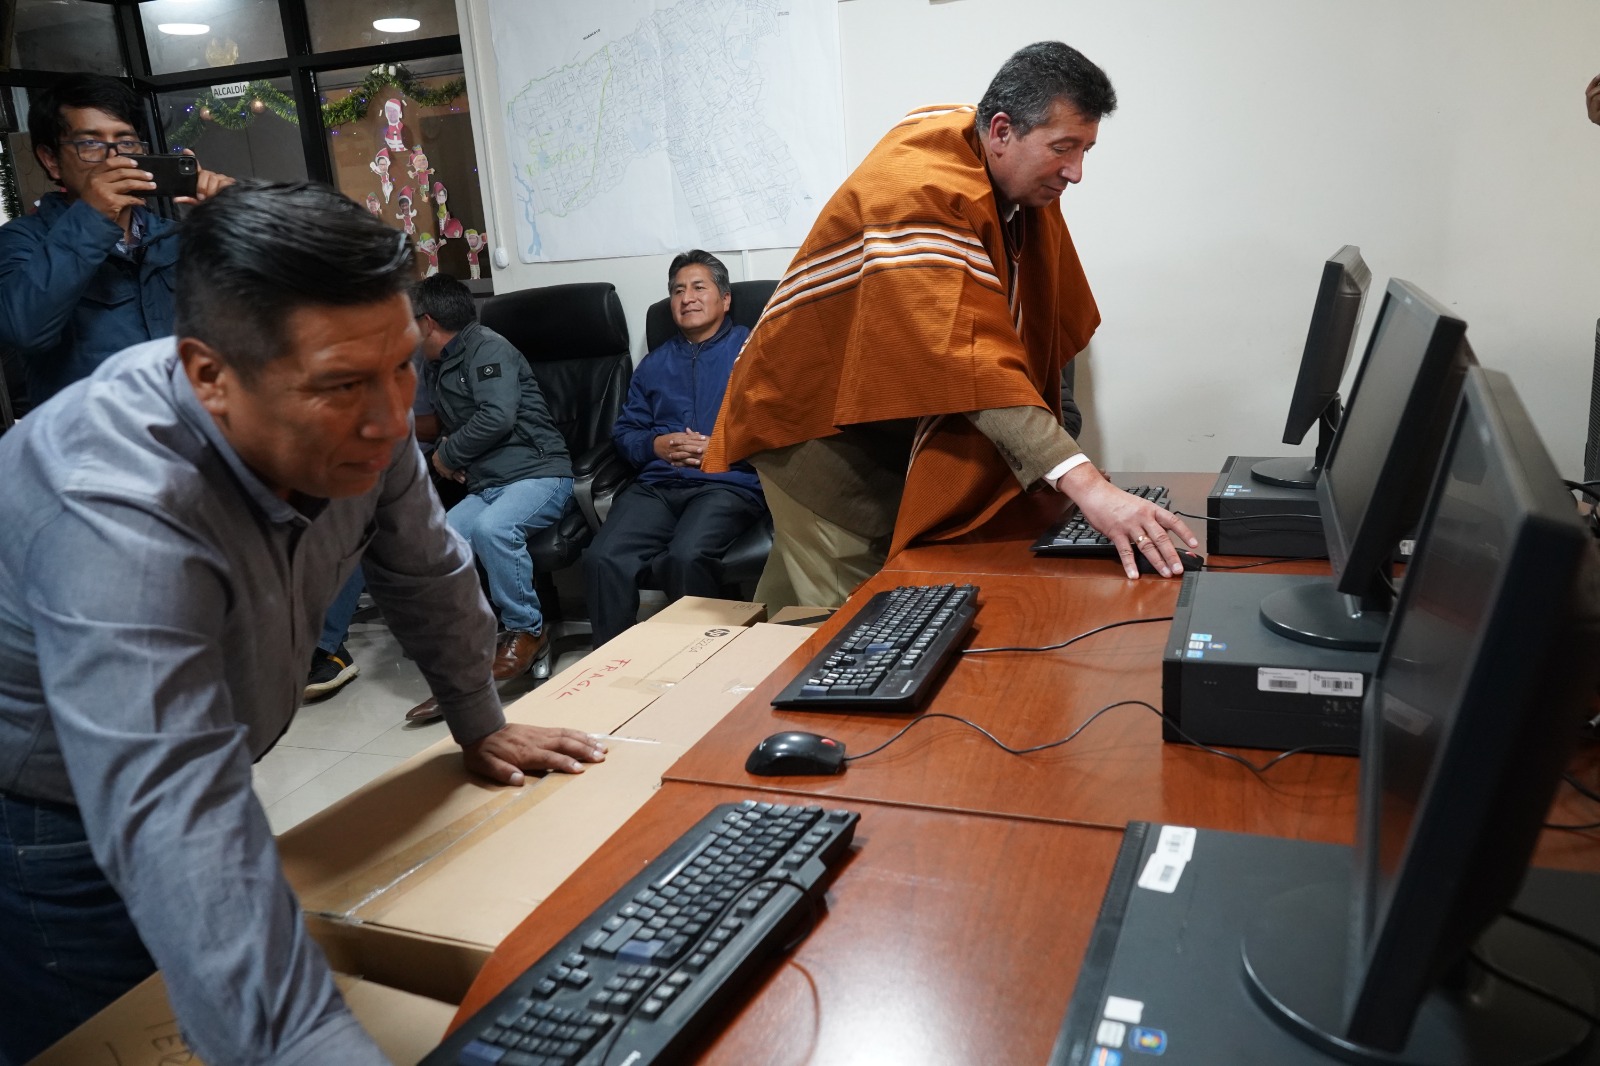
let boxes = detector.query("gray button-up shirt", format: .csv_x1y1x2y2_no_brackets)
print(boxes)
0,339,505,1064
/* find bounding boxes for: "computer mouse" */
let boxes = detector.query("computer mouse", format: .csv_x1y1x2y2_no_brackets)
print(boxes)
1134,549,1205,575
745,731,847,776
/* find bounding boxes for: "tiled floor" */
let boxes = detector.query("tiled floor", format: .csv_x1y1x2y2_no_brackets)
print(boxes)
253,607,598,835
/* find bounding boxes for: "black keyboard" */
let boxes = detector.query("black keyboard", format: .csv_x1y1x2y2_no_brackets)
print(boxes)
1029,484,1172,556
770,582,978,711
422,801,859,1066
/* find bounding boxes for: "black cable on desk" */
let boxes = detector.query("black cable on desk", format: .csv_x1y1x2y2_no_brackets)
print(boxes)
1505,908,1600,962
1468,948,1600,1026
962,614,1172,656
1199,557,1302,570
842,701,1357,778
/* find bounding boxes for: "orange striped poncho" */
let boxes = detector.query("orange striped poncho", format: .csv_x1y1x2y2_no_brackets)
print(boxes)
702,104,1101,556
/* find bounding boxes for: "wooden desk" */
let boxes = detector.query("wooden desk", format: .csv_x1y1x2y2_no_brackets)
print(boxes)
444,471,1600,1064
663,568,1360,842
451,783,1125,1064
884,471,1330,579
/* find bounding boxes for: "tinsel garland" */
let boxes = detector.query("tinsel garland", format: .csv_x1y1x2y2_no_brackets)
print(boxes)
167,65,466,150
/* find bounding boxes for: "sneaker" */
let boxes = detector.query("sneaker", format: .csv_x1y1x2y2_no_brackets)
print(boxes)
304,644,360,701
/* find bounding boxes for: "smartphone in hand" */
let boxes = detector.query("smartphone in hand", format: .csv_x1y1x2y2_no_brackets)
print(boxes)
139,154,199,199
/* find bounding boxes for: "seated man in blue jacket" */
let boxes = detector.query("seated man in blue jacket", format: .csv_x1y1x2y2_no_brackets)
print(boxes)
585,250,767,645
0,73,230,412
412,273,574,683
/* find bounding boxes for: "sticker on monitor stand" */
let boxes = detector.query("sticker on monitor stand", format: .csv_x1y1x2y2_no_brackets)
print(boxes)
1257,667,1310,694
1103,996,1144,1025
1137,853,1186,893
1097,1020,1128,1047
1310,670,1364,697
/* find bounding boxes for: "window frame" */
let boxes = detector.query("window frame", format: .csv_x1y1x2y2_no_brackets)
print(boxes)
1,0,464,185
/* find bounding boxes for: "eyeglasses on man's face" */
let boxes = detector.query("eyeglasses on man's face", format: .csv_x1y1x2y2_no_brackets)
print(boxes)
59,138,150,163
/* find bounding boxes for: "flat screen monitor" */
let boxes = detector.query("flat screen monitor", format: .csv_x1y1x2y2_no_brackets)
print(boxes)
1251,246,1371,489
1259,279,1475,651
1244,367,1600,1063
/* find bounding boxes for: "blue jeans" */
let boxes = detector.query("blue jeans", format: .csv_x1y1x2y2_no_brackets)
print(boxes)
0,791,155,1065
317,567,366,654
446,477,572,635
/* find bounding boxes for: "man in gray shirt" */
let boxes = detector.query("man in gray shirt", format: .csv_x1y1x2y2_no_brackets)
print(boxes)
0,182,606,1065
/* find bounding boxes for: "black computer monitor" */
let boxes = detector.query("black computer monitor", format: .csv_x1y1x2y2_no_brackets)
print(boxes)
1251,246,1371,489
1243,367,1600,1063
1258,279,1475,651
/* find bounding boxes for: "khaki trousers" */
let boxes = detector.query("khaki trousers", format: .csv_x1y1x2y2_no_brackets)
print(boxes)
753,473,892,611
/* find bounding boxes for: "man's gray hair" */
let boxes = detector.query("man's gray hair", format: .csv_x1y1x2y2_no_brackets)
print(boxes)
667,249,731,296
977,41,1117,136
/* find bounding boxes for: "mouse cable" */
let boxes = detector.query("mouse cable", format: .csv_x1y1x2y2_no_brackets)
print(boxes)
841,702,1357,779
1200,557,1302,570
1504,908,1600,963
1467,948,1600,1027
1563,771,1600,806
963,615,1172,656
1565,479,1600,500
1545,818,1600,831
1544,772,1600,829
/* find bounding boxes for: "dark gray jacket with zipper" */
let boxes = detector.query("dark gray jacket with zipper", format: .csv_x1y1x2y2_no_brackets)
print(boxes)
427,320,571,493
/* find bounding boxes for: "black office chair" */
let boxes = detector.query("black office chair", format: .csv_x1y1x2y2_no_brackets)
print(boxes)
478,282,633,674
588,278,777,600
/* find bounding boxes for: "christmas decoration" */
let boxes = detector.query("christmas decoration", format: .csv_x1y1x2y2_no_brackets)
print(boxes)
408,147,432,193
369,146,393,203
416,233,440,277
167,67,464,149
394,186,417,236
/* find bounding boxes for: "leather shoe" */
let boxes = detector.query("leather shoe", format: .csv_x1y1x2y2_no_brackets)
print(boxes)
493,630,548,681
404,696,442,723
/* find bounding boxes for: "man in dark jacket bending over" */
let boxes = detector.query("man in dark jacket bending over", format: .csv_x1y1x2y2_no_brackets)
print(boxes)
413,273,572,680
585,250,767,645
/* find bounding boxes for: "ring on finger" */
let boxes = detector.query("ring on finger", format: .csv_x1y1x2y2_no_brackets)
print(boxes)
1135,534,1149,544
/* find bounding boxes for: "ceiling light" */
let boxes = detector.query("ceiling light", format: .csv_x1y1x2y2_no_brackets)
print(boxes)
158,23,211,35
373,17,421,33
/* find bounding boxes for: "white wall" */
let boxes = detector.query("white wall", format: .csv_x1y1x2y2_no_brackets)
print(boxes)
460,0,1600,478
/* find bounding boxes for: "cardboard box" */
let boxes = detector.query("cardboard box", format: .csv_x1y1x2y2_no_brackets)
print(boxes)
647,594,765,628
32,971,454,1066
768,605,834,628
495,621,751,735
275,606,803,1004
613,623,811,747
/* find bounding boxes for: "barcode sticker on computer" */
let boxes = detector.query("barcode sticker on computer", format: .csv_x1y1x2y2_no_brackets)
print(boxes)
1257,668,1310,694
1137,853,1187,893
1310,671,1364,697
1156,825,1196,864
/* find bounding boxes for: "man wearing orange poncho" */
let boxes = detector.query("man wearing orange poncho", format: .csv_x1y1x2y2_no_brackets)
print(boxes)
703,41,1198,609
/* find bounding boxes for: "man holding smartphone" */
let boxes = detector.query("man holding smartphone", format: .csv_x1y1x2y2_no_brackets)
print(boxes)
0,73,232,410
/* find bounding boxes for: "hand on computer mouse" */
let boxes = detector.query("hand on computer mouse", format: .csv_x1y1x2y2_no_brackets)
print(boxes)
1133,548,1204,577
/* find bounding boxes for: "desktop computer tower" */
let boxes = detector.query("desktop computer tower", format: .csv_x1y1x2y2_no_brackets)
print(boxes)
1161,572,1375,752
1205,457,1326,558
